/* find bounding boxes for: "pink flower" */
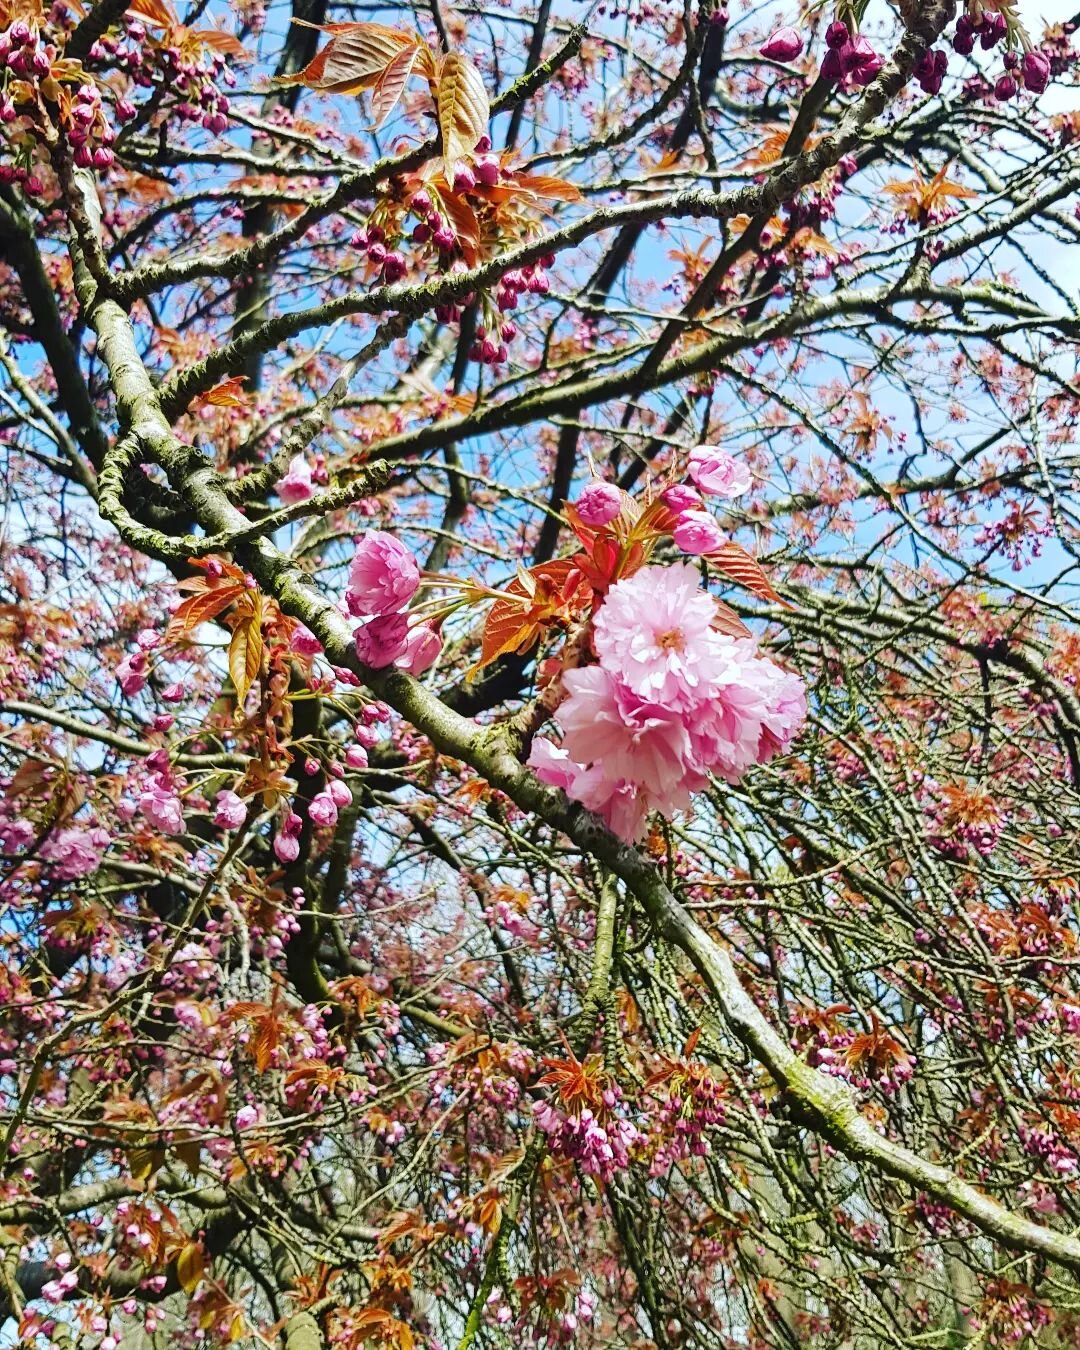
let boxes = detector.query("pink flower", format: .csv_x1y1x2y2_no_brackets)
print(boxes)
309,793,338,827
354,612,410,668
760,26,803,62
565,765,650,843
234,1105,258,1129
673,509,725,554
592,563,727,710
1,817,35,851
687,446,752,499
560,667,694,803
346,531,420,617
576,482,623,526
277,454,314,504
273,833,300,864
328,778,353,807
345,744,369,770
395,622,443,675
291,626,323,657
845,35,882,85
1022,50,1050,94
40,824,111,879
116,651,148,697
689,639,806,779
661,483,703,516
528,736,579,792
139,777,185,836
214,790,246,830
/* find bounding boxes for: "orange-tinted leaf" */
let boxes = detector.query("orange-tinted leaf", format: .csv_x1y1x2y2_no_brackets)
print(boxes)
277,22,420,95
193,30,249,59
437,51,489,166
682,1027,702,1057
469,559,590,679
228,602,263,705
707,542,789,608
167,583,247,641
508,172,582,202
438,190,480,266
370,42,420,128
200,375,249,408
127,0,177,28
712,598,752,639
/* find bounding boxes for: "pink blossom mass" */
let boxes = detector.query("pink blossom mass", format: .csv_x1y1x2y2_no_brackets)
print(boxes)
531,566,807,840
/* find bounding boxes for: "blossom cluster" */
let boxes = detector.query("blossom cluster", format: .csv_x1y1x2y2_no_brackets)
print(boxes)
759,3,1053,103
533,1092,641,1183
346,530,443,675
529,562,806,842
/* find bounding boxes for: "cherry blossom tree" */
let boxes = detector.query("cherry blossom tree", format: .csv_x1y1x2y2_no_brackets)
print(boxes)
2,0,1080,1345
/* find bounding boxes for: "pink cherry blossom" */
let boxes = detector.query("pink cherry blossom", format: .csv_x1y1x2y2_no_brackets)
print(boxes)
673,509,725,554
760,26,803,62
139,776,185,835
592,563,727,710
328,778,352,808
529,568,806,840
291,626,323,657
395,622,443,675
527,736,578,792
40,824,111,879
687,445,752,499
559,667,694,804
346,531,420,617
277,454,314,504
661,483,703,516
345,744,369,770
354,612,410,668
214,790,247,830
309,793,338,827
576,481,623,526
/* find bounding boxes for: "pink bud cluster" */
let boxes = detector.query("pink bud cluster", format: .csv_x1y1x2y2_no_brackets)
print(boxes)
89,20,232,135
648,1072,727,1174
63,82,115,168
820,21,883,87
533,1092,640,1183
761,7,1054,106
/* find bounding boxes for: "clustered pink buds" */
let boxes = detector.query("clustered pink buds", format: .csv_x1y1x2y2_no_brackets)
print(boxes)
820,23,883,87
64,82,115,169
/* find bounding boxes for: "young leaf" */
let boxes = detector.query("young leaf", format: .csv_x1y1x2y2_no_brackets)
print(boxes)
437,52,489,167
437,190,480,266
468,559,589,679
277,22,420,95
707,542,790,608
228,600,264,705
176,1241,206,1295
370,43,420,128
199,375,249,408
167,583,247,641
